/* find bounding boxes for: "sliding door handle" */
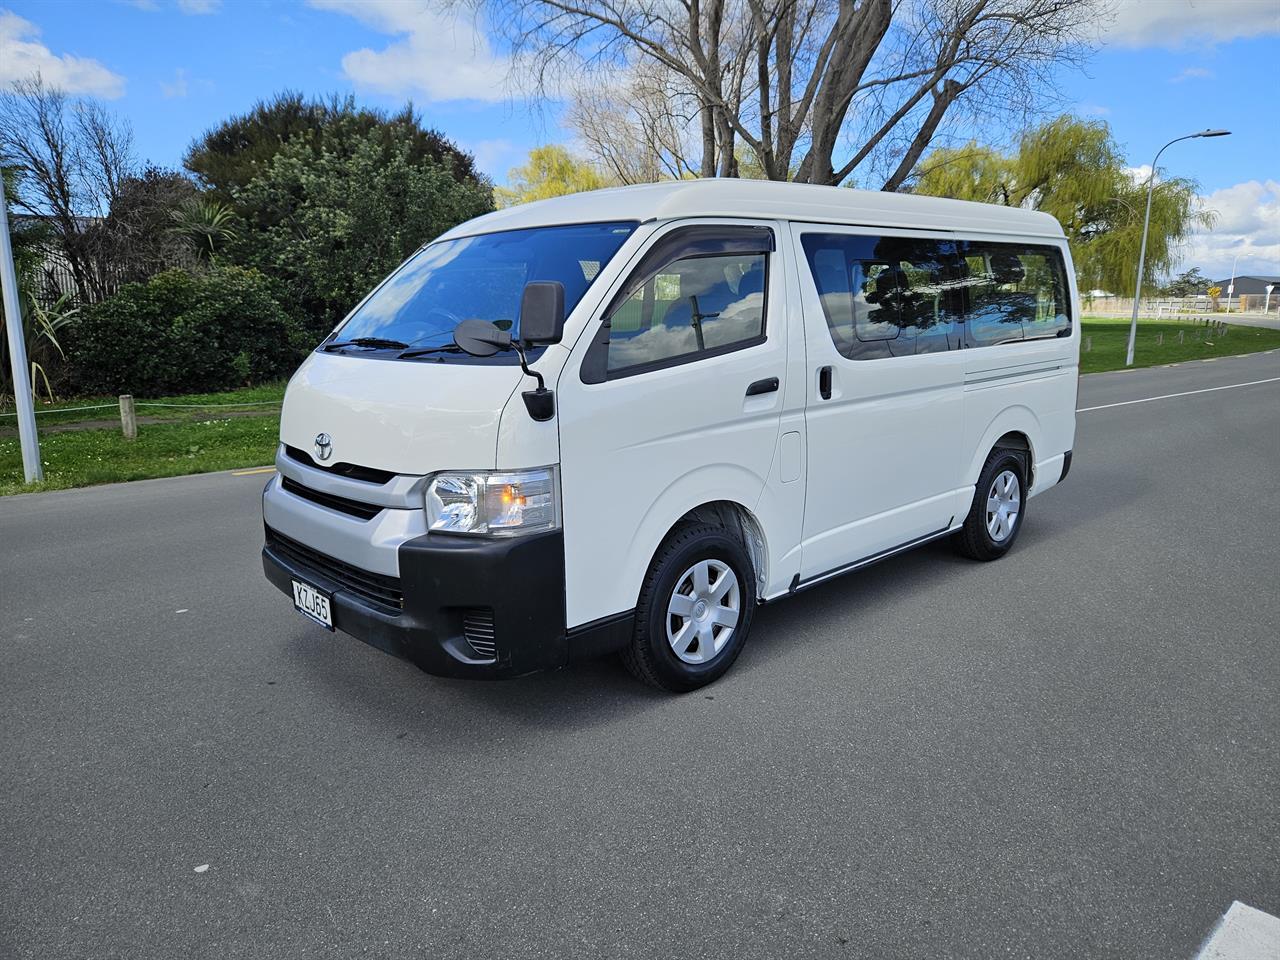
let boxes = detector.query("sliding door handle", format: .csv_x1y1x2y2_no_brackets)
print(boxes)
818,366,832,400
745,377,779,397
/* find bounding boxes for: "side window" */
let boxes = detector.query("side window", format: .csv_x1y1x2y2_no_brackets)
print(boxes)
957,241,1071,346
800,233,961,360
584,224,773,381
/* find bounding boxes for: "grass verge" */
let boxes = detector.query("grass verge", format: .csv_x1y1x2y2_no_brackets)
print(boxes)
0,414,279,496
1079,316,1280,374
3,319,1278,495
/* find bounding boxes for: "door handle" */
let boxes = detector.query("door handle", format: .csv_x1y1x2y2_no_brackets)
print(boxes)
745,377,779,397
818,366,832,400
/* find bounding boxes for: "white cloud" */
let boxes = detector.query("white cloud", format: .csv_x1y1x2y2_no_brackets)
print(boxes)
0,9,125,97
466,137,517,177
1105,0,1280,48
308,0,515,103
160,67,188,98
1169,66,1213,83
1179,180,1280,279
177,0,221,13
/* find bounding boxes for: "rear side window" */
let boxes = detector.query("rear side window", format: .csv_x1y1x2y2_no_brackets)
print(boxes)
955,241,1071,346
802,234,1072,358
800,234,962,360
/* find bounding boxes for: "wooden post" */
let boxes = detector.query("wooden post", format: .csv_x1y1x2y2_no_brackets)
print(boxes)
119,394,137,440
1178,330,1184,345
1156,332,1164,346
1084,336,1092,353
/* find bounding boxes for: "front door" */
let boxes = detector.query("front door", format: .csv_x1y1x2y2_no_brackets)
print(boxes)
790,224,967,584
556,220,799,628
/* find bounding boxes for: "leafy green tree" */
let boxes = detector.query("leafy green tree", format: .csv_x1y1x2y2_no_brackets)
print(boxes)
1159,267,1209,297
229,129,493,338
185,92,482,199
912,117,1211,295
495,146,613,207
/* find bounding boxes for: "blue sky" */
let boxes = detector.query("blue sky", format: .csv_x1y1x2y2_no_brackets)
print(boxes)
3,0,1278,277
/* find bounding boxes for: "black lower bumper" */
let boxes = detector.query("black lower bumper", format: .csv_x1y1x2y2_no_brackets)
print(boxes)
263,526,575,679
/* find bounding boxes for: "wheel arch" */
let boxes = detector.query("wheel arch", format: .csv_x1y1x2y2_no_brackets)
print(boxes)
964,406,1041,490
620,480,770,617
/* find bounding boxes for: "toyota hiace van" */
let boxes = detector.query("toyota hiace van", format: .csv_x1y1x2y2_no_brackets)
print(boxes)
262,180,1077,691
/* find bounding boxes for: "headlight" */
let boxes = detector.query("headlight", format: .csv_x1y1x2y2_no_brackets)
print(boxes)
425,467,560,536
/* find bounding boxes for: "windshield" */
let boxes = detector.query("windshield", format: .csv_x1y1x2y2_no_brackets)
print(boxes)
326,221,638,356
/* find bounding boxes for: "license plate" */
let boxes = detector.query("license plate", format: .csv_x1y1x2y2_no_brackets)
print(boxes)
291,579,334,630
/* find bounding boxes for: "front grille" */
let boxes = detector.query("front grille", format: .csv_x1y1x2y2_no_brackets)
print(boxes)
281,475,382,521
462,608,497,660
285,445,397,485
267,527,404,611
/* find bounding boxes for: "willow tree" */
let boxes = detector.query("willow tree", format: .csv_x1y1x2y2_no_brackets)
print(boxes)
471,0,1101,187
912,117,1211,295
494,145,615,207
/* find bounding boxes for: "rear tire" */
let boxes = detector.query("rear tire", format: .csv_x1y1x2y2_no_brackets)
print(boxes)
622,522,756,692
953,448,1027,561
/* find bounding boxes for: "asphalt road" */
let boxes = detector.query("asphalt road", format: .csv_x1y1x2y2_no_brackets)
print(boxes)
3,351,1279,960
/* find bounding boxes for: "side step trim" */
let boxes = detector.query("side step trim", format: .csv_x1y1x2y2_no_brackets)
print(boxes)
791,522,956,594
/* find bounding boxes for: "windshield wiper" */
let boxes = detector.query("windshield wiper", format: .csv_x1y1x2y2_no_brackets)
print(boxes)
398,344,465,359
322,337,410,352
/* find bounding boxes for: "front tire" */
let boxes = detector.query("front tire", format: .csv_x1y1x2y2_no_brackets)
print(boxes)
953,449,1027,561
622,522,756,692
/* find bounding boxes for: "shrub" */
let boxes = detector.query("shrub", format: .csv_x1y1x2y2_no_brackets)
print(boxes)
226,126,493,339
71,265,307,395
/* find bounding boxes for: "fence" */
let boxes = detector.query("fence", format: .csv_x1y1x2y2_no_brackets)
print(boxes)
0,395,282,437
1084,295,1280,317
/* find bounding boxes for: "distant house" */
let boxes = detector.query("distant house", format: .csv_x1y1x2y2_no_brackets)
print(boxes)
1211,275,1280,297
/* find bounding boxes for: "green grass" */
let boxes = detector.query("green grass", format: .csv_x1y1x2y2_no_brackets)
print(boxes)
0,414,280,496
1079,317,1280,374
3,319,1278,495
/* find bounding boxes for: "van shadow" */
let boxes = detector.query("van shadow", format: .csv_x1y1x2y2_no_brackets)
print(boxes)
287,459,1147,732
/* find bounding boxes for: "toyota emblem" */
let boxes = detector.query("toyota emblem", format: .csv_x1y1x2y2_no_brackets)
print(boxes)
314,432,333,462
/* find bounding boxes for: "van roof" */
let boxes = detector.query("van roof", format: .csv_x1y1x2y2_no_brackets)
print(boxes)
439,179,1066,241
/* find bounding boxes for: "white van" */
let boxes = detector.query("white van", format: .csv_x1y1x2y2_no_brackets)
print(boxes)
262,180,1077,691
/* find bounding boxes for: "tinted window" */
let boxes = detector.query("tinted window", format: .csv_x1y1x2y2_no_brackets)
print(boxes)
605,252,767,373
956,241,1071,346
801,234,962,360
329,221,637,355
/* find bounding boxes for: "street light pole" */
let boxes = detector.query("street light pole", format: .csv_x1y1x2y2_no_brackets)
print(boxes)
1125,128,1231,367
0,177,43,483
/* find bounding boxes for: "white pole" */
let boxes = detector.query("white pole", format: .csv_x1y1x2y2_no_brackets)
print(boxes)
1225,254,1237,314
1266,284,1274,313
0,185,43,483
1125,129,1231,366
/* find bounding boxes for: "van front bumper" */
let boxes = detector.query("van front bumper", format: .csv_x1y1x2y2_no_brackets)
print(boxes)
262,526,570,679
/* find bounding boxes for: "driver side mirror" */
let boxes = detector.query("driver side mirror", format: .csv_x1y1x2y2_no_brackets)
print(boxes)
519,281,565,345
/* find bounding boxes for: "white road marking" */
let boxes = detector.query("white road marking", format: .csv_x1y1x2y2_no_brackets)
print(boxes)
1195,901,1280,960
1077,376,1280,413
193,864,210,874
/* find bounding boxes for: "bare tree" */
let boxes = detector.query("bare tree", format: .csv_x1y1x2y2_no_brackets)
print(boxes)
568,63,703,183
0,75,137,302
473,0,1101,187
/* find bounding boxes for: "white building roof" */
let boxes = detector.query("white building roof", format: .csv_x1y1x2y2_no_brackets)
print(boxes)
440,179,1065,241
